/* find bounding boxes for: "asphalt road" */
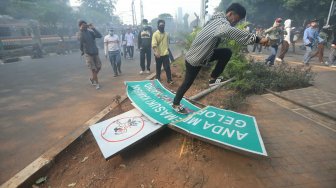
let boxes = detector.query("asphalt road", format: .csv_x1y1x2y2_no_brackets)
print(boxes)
0,47,180,184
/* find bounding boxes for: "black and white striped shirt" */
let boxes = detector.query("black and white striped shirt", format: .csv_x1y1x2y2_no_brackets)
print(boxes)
186,12,259,66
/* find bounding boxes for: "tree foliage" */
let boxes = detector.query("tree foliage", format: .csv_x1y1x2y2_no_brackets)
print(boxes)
216,0,331,27
0,0,120,29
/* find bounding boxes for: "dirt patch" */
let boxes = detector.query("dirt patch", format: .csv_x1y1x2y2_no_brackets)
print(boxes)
37,59,261,188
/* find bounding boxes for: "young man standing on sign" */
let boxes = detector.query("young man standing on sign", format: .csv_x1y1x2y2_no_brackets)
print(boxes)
172,3,269,114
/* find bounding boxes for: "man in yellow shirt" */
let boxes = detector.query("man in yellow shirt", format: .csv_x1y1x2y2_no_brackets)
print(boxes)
152,20,173,84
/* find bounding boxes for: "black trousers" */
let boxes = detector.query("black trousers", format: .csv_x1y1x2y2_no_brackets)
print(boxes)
140,47,151,71
155,55,172,82
173,48,232,105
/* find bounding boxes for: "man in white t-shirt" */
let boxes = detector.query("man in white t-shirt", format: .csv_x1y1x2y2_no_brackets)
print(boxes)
125,28,135,59
104,28,122,77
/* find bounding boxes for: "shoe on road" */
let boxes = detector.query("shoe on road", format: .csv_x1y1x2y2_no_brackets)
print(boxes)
90,78,97,86
96,84,100,90
275,57,282,62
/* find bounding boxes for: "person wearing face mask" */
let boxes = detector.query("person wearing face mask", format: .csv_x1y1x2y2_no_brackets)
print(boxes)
125,28,135,59
171,3,269,114
78,20,102,90
303,19,323,66
152,19,173,84
138,19,153,74
264,18,284,66
104,28,122,77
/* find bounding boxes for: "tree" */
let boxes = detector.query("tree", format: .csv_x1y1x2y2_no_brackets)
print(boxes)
78,0,118,25
216,0,331,27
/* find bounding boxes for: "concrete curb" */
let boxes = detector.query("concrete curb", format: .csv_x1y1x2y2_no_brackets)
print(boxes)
266,89,336,121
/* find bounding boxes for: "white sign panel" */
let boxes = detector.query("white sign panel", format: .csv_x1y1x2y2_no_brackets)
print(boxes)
90,108,162,159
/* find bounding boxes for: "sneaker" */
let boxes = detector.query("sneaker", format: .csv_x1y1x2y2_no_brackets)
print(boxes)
209,76,224,87
275,57,282,62
139,71,144,75
114,74,118,77
95,84,100,90
324,61,329,66
89,78,96,86
168,80,174,85
172,104,188,114
331,65,336,68
145,70,150,74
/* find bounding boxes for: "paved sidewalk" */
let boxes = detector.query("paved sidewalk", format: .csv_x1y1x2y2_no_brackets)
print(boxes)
245,95,336,188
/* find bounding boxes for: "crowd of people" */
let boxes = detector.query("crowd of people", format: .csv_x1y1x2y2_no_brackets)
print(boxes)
246,18,335,67
77,2,335,114
77,18,175,90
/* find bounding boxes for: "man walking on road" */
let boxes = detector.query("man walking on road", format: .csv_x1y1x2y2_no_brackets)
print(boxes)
78,20,102,90
138,19,152,74
276,19,293,63
171,3,269,114
125,28,135,60
152,19,173,84
303,19,323,66
265,18,284,66
104,28,122,77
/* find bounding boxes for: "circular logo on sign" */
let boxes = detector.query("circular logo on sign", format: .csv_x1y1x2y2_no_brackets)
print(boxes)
100,116,145,142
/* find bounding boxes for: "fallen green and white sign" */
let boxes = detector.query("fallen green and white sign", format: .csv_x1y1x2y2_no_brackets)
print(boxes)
171,106,267,156
125,79,200,125
123,80,267,156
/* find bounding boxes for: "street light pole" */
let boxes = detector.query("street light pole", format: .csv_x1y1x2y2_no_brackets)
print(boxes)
326,0,335,26
132,0,137,26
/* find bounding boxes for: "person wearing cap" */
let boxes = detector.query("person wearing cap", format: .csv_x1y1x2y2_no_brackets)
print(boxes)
303,19,323,65
171,3,269,114
138,19,153,74
264,18,284,66
78,20,102,90
104,28,122,77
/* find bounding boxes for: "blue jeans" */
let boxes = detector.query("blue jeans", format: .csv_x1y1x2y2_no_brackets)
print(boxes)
108,50,121,75
266,45,278,65
329,48,336,65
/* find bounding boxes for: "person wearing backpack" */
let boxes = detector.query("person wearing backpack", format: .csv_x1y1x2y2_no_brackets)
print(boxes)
265,18,284,66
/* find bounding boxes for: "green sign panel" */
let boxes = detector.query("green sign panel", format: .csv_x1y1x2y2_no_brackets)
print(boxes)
171,106,267,156
125,80,200,125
